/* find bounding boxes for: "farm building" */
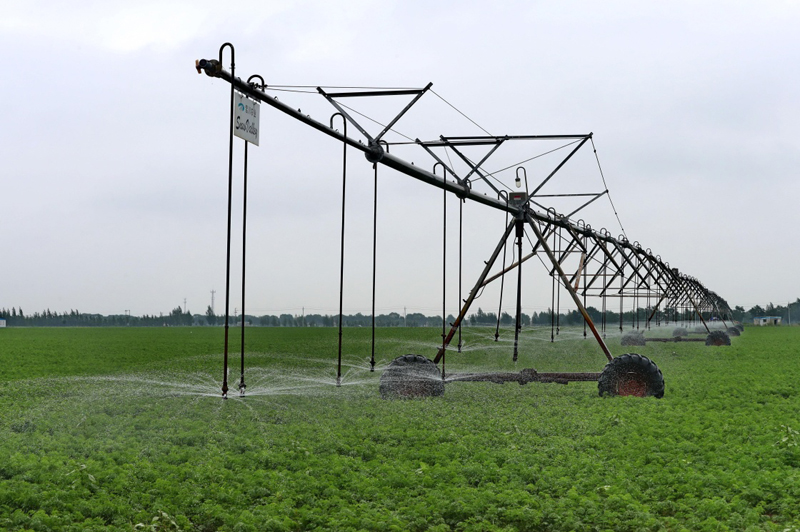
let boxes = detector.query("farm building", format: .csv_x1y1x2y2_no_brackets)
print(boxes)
0,318,6,328
753,316,782,326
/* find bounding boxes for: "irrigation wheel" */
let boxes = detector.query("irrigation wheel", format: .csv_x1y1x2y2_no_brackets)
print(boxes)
620,330,646,346
705,330,732,346
598,354,664,398
672,327,688,338
727,327,741,337
736,323,744,332
379,354,445,399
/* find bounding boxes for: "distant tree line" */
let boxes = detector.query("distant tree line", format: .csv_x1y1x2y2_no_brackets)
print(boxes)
0,306,193,327
2,300,799,328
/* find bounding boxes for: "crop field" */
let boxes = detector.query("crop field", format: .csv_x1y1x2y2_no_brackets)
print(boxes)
1,325,800,531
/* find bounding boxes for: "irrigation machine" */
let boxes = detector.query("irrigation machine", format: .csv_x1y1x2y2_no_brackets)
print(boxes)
195,44,739,400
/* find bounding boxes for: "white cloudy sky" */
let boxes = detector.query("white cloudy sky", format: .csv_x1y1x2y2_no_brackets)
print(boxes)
2,0,799,318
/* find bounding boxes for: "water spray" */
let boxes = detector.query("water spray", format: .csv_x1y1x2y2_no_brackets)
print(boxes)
196,44,739,401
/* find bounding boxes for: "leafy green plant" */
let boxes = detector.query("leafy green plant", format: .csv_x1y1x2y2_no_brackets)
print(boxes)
65,463,97,491
776,425,799,449
134,510,182,531
2,326,800,530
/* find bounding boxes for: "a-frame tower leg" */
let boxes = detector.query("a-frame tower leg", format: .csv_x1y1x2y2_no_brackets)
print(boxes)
434,218,516,364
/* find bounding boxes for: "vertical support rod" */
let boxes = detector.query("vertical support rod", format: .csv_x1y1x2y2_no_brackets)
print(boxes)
238,140,248,396
457,197,463,353
512,219,524,362
583,237,588,338
370,162,378,371
601,246,607,337
220,42,235,399
555,227,561,337
495,207,509,341
619,268,624,332
550,228,556,342
441,172,447,381
633,255,639,330
333,114,347,386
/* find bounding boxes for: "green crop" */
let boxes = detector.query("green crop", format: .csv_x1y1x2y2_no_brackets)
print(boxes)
1,325,799,531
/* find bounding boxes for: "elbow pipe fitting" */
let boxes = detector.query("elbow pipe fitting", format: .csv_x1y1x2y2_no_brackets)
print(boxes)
195,58,222,76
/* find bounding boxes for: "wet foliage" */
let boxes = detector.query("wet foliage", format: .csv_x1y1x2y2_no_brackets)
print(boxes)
1,325,800,530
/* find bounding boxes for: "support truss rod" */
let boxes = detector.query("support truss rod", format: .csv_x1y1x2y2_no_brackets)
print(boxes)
319,82,432,144
434,218,517,364
525,213,613,362
529,136,591,198
422,134,591,146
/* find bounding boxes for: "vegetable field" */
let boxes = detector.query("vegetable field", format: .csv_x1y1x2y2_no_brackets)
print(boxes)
1,325,799,531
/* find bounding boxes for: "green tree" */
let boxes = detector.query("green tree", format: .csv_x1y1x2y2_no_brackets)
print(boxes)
169,306,185,326
206,305,217,325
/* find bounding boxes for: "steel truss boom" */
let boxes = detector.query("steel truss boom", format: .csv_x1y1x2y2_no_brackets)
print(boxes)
196,59,589,222
196,57,731,346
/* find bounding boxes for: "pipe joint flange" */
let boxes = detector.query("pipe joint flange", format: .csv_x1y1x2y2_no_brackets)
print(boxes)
457,179,472,200
365,141,385,163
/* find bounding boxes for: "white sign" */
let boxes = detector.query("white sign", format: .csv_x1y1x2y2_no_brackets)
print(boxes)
233,92,260,146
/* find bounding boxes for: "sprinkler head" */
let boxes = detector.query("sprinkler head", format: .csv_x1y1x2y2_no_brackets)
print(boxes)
336,376,342,387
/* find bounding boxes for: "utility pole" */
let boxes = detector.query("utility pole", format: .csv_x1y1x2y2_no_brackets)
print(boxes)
211,290,216,314
404,306,407,327
184,298,187,314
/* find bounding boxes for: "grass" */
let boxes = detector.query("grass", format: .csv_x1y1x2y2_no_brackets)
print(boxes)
1,325,799,531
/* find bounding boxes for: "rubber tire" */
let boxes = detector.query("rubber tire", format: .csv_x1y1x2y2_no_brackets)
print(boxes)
736,324,744,332
379,354,444,399
705,330,731,346
727,327,741,337
598,354,664,398
620,331,646,346
672,328,688,338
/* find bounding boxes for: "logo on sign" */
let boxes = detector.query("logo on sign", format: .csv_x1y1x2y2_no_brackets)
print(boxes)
233,93,260,146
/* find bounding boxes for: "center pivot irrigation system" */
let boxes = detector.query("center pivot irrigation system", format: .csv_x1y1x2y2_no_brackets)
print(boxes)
196,43,739,400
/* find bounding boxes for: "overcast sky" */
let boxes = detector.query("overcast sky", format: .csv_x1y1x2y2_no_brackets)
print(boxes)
2,0,799,318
